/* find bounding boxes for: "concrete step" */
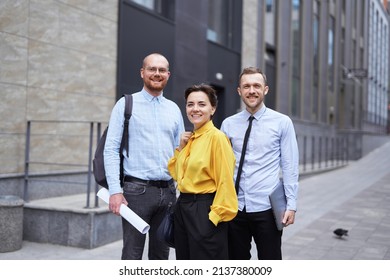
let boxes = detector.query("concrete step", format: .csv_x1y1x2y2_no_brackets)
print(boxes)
23,193,122,249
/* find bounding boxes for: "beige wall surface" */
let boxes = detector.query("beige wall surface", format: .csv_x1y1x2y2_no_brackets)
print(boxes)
0,0,118,176
241,0,260,70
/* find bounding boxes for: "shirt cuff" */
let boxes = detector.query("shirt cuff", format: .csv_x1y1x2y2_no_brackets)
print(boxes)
109,186,123,196
286,198,297,212
208,210,221,226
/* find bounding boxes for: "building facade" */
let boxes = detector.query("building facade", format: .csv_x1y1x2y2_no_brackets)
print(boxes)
248,0,390,161
0,0,389,199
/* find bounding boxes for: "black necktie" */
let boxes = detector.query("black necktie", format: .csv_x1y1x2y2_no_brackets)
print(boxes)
235,116,255,194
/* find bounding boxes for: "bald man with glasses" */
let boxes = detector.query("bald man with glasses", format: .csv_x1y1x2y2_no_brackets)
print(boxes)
104,53,185,260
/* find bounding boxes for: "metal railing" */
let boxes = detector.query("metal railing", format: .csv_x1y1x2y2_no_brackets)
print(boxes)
23,120,105,208
298,135,348,175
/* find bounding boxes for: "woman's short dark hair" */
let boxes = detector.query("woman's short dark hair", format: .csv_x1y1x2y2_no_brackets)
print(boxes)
184,84,218,108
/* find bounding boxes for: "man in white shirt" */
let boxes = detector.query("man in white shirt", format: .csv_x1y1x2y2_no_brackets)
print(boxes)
221,67,299,260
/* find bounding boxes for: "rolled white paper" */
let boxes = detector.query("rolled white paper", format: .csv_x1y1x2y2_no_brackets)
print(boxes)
97,188,150,234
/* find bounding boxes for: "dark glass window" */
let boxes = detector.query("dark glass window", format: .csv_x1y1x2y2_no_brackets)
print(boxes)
328,15,335,91
129,0,175,20
265,0,276,46
266,0,273,12
207,0,233,47
312,1,320,121
291,0,301,117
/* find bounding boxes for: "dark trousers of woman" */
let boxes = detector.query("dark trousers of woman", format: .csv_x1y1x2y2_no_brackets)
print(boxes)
174,192,228,260
228,208,282,260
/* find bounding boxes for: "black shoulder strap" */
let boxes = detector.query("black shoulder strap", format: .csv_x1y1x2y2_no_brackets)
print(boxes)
120,94,133,157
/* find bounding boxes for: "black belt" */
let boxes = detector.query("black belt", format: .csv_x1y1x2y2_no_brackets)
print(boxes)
179,192,215,201
123,175,173,188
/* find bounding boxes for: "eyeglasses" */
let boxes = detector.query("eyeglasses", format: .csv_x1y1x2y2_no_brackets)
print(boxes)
144,67,169,74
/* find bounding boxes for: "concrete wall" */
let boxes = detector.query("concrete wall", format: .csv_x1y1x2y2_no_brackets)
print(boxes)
0,0,118,180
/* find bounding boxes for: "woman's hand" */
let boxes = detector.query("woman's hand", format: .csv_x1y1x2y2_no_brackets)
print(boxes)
178,131,193,151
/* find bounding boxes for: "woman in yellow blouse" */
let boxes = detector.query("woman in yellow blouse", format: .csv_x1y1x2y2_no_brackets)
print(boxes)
168,84,238,259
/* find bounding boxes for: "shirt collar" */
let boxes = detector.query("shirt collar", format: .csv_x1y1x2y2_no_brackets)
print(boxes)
193,120,214,138
141,88,164,103
244,105,267,121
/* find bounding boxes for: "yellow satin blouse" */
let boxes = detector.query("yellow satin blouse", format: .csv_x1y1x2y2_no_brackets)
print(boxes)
168,121,238,226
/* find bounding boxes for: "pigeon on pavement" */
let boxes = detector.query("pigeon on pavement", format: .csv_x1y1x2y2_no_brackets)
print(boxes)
333,228,348,238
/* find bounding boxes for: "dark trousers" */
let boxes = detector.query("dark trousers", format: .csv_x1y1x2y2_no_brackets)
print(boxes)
121,180,176,260
228,208,282,260
174,193,228,260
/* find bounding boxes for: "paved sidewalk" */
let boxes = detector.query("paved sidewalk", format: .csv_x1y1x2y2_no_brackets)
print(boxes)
281,140,390,259
1,141,390,260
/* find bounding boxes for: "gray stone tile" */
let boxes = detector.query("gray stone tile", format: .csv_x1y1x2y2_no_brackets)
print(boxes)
366,233,390,246
353,246,389,260
320,247,358,260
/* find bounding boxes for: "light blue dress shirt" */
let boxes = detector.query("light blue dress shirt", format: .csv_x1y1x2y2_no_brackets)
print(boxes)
221,105,299,212
104,89,185,195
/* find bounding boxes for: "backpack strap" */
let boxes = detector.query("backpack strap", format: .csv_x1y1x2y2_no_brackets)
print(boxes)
120,94,133,157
